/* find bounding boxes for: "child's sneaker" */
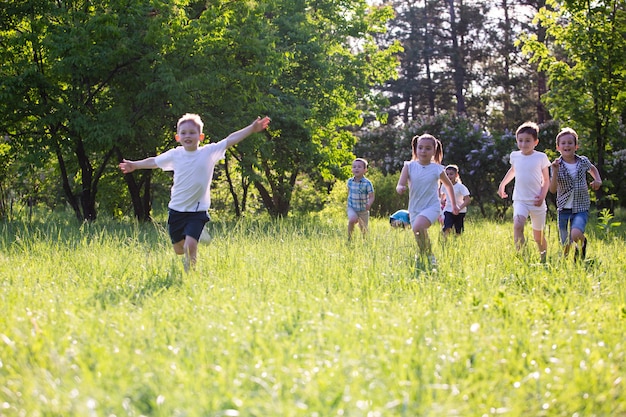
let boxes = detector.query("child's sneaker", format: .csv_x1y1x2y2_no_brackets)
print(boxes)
428,255,437,268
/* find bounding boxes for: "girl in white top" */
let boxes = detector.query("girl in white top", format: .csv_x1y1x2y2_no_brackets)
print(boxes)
396,134,458,267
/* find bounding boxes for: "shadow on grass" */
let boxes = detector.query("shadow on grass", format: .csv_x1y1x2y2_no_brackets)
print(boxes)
90,264,183,308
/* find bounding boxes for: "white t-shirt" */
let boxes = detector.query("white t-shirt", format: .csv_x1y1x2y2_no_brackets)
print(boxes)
406,161,444,214
440,182,470,213
562,161,578,209
509,150,550,202
155,140,228,212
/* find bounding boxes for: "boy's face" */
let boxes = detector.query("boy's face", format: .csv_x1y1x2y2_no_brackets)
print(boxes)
556,134,578,157
175,120,205,151
351,160,367,177
516,132,539,155
390,219,404,228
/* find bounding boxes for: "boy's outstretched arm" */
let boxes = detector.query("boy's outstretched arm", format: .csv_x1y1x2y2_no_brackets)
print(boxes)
119,157,158,174
225,116,271,147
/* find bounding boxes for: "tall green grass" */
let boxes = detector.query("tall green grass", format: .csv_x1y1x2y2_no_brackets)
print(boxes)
0,214,624,416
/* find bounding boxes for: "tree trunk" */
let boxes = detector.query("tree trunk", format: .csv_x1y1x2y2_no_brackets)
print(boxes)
447,0,467,116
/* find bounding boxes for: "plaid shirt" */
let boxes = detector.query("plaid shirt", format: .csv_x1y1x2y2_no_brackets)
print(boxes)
554,155,593,213
347,176,374,211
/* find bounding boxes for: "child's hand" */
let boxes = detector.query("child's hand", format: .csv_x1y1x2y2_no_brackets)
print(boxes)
119,159,135,174
396,184,407,194
590,179,602,190
497,187,508,199
252,116,271,133
452,206,459,215
551,158,561,170
533,195,544,206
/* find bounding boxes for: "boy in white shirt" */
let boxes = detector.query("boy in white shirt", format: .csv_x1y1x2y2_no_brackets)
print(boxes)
498,122,550,262
120,114,271,271
439,164,471,236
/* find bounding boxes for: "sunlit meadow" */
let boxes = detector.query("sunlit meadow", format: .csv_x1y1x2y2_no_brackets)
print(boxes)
1,211,624,416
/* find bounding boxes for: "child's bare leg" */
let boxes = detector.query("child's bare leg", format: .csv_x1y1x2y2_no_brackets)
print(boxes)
412,216,432,256
358,213,369,236
183,236,199,270
562,242,572,257
173,237,199,271
347,210,359,240
570,227,585,246
513,215,526,250
348,219,358,239
533,228,547,261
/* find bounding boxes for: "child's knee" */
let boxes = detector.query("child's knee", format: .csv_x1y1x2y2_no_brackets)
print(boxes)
173,240,185,255
183,238,198,254
571,228,585,241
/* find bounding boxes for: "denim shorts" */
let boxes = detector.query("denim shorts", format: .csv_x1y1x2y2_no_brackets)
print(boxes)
558,209,588,244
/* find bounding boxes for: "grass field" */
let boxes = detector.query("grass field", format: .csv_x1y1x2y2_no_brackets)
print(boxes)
1,212,624,416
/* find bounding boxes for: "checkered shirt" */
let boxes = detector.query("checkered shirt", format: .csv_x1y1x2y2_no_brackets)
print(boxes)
554,155,593,213
347,176,374,212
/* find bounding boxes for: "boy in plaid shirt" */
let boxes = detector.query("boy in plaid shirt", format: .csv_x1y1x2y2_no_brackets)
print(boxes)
347,158,375,240
549,128,602,260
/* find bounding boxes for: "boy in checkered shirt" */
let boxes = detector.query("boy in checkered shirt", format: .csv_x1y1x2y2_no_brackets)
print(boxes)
549,128,602,260
347,158,375,240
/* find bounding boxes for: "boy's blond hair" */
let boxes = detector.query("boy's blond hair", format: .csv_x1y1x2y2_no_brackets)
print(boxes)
177,113,204,133
555,127,578,146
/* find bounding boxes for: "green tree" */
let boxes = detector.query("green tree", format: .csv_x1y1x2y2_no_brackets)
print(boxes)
520,0,626,207
210,0,401,217
0,0,187,221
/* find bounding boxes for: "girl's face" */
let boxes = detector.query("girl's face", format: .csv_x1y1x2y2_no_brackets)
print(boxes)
415,138,436,164
175,120,205,151
445,168,458,183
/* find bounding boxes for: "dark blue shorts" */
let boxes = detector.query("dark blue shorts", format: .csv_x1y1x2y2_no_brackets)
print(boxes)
167,209,210,244
442,211,466,234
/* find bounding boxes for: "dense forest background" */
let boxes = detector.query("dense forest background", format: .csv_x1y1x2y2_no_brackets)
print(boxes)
1,0,624,222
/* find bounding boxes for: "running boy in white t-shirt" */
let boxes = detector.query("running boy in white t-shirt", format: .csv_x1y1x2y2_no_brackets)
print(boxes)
120,114,271,271
498,122,550,262
439,164,471,236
